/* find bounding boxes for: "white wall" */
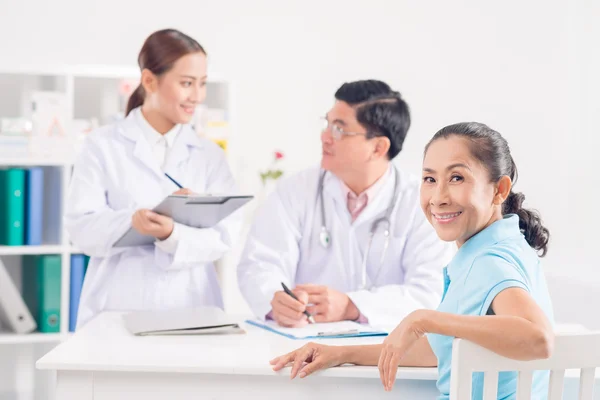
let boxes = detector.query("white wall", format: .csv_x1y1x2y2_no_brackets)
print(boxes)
1,0,599,322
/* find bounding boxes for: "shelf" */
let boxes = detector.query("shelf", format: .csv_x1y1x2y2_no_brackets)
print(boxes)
69,246,84,254
0,158,73,167
0,65,71,77
0,245,68,256
67,64,140,79
0,391,48,400
0,63,226,82
0,332,67,345
0,64,139,79
0,245,86,256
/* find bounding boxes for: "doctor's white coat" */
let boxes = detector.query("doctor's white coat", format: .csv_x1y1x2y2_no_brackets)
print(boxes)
237,166,455,331
65,113,241,329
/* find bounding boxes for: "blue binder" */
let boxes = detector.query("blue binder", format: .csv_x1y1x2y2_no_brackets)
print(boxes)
69,254,86,332
25,167,44,245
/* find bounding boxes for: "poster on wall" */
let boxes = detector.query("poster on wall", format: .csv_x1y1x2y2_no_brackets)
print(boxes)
29,91,75,159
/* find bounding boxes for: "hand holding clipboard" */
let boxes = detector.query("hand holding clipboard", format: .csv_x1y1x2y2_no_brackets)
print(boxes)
115,192,253,247
130,175,196,241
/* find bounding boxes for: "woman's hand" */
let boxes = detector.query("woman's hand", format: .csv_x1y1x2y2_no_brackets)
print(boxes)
270,343,348,379
131,209,174,240
173,188,194,195
378,310,429,391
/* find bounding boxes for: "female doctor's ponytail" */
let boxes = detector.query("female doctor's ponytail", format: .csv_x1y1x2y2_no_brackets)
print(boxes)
425,122,550,257
126,85,146,116
125,28,206,116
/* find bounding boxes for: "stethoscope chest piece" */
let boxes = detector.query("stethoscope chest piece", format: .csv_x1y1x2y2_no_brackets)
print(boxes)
320,227,331,248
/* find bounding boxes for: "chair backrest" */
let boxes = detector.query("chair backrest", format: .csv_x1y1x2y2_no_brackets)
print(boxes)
449,333,600,400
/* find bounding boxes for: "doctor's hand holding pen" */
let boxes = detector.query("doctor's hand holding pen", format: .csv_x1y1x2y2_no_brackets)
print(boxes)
270,287,311,327
270,283,361,327
173,188,194,195
295,284,361,323
131,188,194,240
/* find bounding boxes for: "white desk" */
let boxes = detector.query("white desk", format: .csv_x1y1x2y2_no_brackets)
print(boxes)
36,312,439,399
37,313,598,400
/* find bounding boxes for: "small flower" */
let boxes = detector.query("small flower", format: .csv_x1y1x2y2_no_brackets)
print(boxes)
260,150,285,186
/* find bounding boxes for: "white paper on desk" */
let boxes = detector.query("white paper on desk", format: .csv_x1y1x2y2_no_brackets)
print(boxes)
246,319,387,339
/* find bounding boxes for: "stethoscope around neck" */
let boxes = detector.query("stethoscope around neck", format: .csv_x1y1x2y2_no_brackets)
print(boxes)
318,167,400,291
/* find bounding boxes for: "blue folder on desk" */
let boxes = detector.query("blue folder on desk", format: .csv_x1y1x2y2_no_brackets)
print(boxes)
246,319,387,340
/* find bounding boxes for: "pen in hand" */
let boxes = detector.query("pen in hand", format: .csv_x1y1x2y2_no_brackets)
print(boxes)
164,173,183,189
281,282,316,324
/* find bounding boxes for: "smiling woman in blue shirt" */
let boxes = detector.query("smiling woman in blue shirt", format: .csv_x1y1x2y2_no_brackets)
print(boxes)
270,122,554,400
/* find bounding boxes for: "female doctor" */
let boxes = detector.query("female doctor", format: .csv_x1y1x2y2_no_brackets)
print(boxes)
65,29,241,329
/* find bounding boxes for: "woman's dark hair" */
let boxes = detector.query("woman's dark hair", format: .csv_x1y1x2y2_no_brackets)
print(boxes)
334,80,410,159
126,29,206,116
425,122,550,257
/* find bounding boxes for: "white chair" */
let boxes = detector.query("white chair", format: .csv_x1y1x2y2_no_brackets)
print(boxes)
449,333,600,399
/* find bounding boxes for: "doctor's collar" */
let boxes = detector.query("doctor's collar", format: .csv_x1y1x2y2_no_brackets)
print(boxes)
118,109,203,149
134,107,181,147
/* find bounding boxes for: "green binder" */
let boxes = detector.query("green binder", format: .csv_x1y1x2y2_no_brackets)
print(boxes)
84,255,91,273
0,168,26,245
22,255,62,333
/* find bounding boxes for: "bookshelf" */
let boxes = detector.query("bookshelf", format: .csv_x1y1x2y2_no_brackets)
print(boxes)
0,64,235,399
0,159,71,167
0,332,67,345
0,246,69,256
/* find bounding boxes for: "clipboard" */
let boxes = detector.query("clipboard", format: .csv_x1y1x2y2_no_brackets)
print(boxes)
246,319,388,340
114,194,253,247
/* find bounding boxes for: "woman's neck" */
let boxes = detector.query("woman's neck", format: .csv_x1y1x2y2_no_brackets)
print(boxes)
141,104,175,135
456,209,503,248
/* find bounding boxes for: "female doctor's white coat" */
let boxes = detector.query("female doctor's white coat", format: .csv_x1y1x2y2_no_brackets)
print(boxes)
237,166,455,331
65,112,242,329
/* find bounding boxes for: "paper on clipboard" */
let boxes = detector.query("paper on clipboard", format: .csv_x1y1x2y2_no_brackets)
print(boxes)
114,194,253,247
246,319,387,340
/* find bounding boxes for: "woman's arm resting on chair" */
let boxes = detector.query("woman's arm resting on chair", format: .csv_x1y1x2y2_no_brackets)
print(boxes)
424,288,554,360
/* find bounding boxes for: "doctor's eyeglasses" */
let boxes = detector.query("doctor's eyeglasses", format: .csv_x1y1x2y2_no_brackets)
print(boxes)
320,117,369,141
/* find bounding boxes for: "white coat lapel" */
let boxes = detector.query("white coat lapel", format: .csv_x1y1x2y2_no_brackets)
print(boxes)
117,114,164,180
352,166,396,226
321,171,354,288
322,172,351,225
162,125,203,186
